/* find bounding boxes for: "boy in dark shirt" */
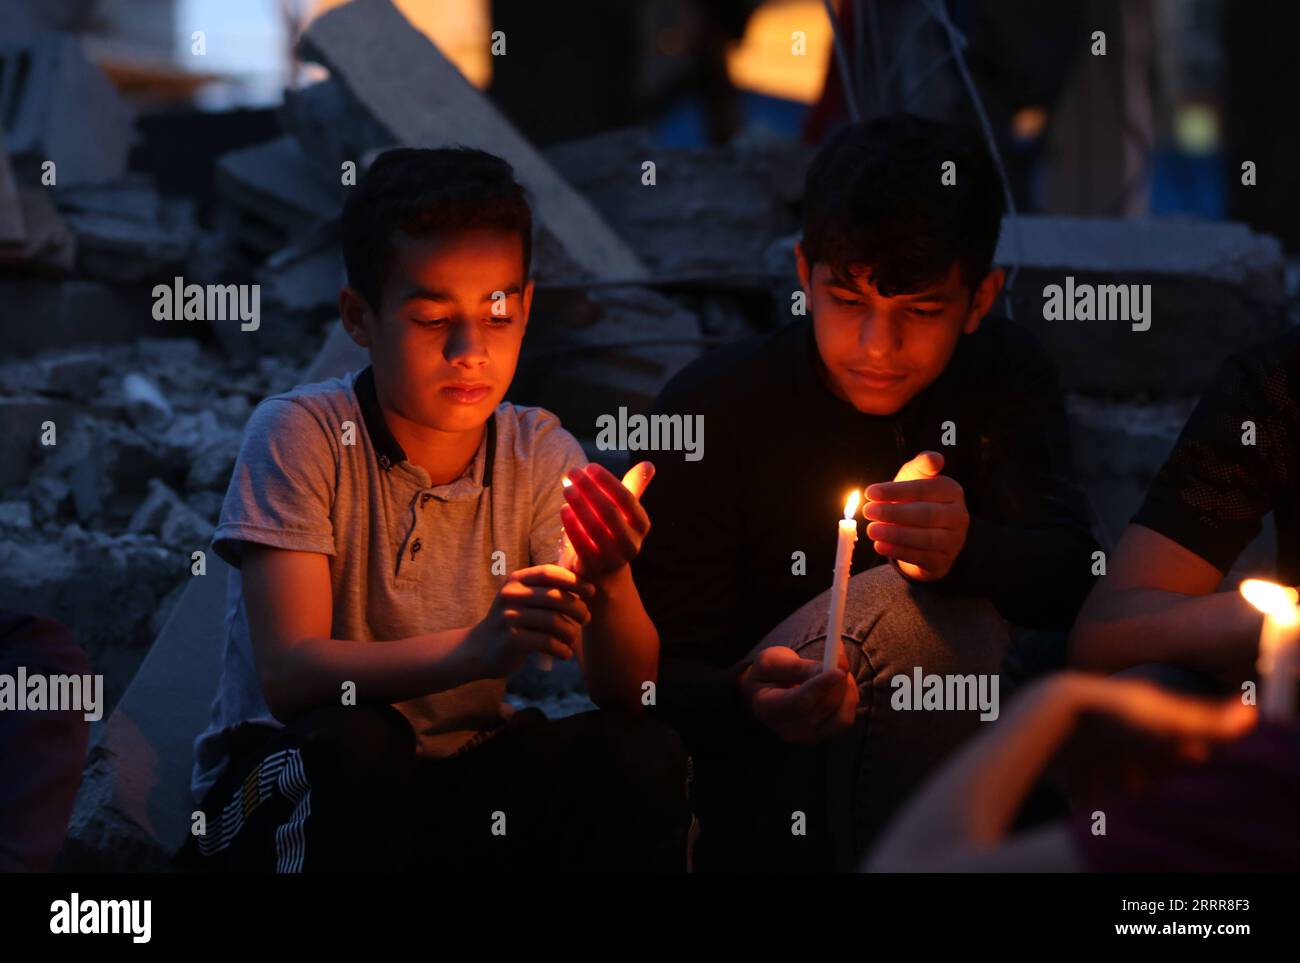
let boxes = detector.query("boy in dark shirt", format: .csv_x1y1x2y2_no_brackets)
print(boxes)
1071,326,1300,680
634,114,1099,871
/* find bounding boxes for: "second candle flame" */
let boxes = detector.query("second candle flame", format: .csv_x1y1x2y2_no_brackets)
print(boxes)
843,489,861,520
1240,578,1300,624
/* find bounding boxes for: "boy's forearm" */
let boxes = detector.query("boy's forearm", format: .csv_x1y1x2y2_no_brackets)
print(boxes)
1068,587,1260,674
581,565,659,711
264,626,476,722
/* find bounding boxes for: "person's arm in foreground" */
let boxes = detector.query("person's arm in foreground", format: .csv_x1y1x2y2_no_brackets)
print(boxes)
558,461,662,711
1068,524,1263,675
865,672,1256,872
244,545,593,723
1072,348,1290,674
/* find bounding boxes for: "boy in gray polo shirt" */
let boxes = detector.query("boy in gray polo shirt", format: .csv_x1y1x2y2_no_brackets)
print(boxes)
179,148,688,872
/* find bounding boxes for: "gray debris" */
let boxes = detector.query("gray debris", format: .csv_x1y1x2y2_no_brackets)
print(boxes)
215,136,340,255
546,126,808,285
0,500,33,529
55,178,196,282
122,372,173,426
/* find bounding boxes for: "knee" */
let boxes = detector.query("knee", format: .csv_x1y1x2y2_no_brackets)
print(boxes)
848,566,1010,678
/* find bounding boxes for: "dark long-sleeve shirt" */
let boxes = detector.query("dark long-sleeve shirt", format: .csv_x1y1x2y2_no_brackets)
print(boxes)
633,316,1100,739
1134,324,1300,581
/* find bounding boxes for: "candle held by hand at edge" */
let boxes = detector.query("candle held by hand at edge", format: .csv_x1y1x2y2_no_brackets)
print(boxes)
1240,578,1300,721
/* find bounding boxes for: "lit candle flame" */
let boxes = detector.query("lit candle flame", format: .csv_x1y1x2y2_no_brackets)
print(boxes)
1240,578,1300,625
843,489,860,520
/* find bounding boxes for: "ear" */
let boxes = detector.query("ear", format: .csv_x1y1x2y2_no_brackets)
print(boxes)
339,287,375,347
520,278,534,332
794,241,812,296
963,268,1005,334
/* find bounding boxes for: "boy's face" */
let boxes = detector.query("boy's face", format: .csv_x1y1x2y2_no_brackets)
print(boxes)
341,228,533,435
796,244,1003,416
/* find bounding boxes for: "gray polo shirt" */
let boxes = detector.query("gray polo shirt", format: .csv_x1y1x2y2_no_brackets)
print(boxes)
190,364,586,803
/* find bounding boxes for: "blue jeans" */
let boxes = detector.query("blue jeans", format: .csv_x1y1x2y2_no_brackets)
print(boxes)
731,564,1011,869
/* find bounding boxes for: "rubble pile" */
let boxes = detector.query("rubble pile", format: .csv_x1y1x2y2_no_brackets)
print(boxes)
0,337,309,713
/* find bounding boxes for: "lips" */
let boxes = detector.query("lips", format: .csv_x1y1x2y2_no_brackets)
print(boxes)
848,368,907,389
440,383,491,404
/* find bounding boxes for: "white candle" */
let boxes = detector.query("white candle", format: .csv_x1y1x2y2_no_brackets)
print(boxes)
536,478,579,672
1239,578,1300,720
823,490,860,674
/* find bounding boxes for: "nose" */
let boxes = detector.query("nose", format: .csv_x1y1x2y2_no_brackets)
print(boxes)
443,318,489,368
858,309,898,359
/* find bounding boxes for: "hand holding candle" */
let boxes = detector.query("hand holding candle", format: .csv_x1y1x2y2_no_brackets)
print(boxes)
823,489,860,674
537,461,654,670
1240,578,1300,720
559,461,655,580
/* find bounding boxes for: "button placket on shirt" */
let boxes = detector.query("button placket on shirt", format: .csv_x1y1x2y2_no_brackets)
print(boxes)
396,489,432,579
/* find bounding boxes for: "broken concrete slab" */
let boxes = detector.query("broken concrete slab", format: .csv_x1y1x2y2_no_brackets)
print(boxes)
297,0,647,284
215,135,340,256
55,178,196,283
995,215,1289,395
998,216,1285,292
0,35,135,186
259,226,344,318
544,126,808,285
279,76,398,184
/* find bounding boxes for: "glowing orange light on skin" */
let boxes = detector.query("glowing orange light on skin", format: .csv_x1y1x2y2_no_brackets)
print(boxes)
541,465,654,672
1240,578,1300,720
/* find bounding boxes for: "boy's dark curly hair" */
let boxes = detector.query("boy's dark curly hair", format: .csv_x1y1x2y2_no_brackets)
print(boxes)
341,146,533,310
801,114,1005,297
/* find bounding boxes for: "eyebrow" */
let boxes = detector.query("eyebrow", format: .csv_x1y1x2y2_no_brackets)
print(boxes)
400,284,522,304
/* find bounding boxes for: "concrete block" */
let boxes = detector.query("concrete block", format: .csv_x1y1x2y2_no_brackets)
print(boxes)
0,35,134,186
995,215,1289,395
297,0,647,283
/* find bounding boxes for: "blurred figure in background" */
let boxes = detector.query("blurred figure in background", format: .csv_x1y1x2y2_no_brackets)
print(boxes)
0,611,91,872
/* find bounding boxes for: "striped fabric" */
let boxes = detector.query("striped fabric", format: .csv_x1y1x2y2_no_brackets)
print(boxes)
196,747,313,873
